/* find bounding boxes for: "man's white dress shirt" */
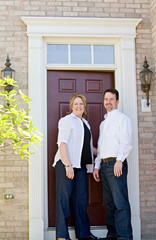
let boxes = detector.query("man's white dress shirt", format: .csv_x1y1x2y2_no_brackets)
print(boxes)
53,113,94,172
95,109,132,169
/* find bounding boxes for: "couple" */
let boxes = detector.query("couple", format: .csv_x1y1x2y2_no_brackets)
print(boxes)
53,89,133,240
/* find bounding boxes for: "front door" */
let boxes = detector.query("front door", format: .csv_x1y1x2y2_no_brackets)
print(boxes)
47,70,114,227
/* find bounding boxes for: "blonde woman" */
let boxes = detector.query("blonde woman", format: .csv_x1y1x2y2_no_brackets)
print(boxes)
53,93,98,240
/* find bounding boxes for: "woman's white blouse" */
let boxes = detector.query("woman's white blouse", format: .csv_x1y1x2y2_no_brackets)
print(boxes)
53,113,94,173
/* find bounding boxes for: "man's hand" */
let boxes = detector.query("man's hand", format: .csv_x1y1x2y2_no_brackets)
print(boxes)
114,160,123,177
65,165,74,179
93,168,100,182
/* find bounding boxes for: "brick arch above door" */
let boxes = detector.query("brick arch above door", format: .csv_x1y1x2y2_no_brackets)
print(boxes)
22,17,142,240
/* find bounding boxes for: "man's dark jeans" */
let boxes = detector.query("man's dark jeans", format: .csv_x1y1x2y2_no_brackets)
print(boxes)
101,159,133,240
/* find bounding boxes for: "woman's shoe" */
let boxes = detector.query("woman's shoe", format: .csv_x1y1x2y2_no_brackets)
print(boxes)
57,238,72,240
89,233,100,239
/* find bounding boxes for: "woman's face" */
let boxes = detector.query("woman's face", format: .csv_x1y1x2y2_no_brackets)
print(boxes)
72,97,85,118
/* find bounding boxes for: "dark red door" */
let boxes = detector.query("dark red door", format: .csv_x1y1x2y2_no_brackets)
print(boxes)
47,70,114,227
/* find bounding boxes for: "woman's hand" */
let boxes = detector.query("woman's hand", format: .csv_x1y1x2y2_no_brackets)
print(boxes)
65,165,74,179
59,142,74,179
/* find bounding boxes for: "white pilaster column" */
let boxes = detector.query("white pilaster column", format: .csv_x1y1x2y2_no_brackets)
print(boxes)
28,36,44,240
121,37,141,240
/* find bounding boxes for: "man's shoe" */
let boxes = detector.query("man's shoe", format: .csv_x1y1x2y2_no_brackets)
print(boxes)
79,233,100,240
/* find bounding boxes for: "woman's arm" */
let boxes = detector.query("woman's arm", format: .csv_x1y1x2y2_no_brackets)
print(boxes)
59,142,74,179
93,147,97,156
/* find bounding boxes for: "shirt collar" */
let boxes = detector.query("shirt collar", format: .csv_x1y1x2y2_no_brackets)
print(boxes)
71,112,88,124
71,112,83,120
104,109,119,119
71,112,76,118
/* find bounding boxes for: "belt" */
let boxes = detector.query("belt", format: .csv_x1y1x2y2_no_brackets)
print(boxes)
101,157,116,163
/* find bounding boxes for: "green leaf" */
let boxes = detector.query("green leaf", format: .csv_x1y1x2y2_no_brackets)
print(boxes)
22,144,29,149
0,77,43,160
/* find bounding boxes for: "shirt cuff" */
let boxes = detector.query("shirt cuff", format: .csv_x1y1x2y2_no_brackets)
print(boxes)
116,154,125,162
57,139,68,147
94,157,101,169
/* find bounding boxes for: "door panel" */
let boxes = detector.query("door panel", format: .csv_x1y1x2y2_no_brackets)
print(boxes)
47,70,114,227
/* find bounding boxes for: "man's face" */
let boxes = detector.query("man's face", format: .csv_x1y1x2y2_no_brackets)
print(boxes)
104,92,119,112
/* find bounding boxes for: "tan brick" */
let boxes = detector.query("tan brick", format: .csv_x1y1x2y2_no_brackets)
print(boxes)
105,7,119,12
134,0,149,2
0,1,155,240
120,8,134,13
6,232,27,238
103,0,118,2
135,8,151,13
111,12,125,17
0,222,5,227
56,6,72,11
0,1,13,5
78,11,94,17
95,2,110,7
126,3,141,8
79,2,94,7
5,167,21,172
88,7,103,12
95,12,110,17
30,1,46,6
63,1,78,6
63,12,78,16
0,178,4,183
0,233,5,238
110,3,125,7
73,6,87,11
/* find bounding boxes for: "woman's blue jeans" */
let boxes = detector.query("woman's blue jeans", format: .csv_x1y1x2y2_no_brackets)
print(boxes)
55,160,90,239
100,159,133,240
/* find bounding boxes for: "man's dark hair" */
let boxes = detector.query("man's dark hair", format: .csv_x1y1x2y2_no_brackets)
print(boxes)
104,89,119,100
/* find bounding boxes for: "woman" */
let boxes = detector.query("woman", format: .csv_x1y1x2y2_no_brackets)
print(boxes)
53,93,98,240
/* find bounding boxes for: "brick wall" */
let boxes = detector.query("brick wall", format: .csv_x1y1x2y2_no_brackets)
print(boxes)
150,0,156,72
0,0,156,239
142,0,156,239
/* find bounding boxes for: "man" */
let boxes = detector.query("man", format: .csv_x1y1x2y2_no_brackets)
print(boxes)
93,89,133,240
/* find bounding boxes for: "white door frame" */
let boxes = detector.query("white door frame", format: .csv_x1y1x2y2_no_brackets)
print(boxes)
21,17,142,240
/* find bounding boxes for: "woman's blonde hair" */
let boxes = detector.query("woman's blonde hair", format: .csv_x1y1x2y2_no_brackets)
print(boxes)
69,93,87,116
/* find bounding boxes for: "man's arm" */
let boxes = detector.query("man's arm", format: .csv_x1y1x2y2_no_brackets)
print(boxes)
93,168,100,182
114,115,132,177
117,115,132,162
93,122,103,182
114,160,123,177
